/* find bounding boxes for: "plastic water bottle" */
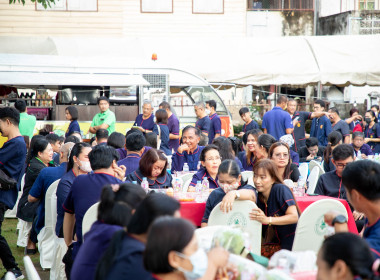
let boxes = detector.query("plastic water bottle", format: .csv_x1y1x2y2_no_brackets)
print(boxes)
132,181,137,184
195,181,203,202
376,153,379,162
183,163,190,173
197,161,201,170
141,177,149,193
296,176,305,197
357,151,362,160
173,177,183,192
202,177,209,193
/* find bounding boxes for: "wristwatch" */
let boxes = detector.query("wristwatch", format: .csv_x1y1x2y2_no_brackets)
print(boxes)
235,190,240,200
332,215,347,226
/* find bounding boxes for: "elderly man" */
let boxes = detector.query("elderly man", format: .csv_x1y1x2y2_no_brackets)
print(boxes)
89,96,116,135
194,101,211,143
133,101,155,134
328,107,350,144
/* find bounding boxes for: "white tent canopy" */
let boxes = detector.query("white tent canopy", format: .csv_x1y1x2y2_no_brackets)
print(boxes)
0,35,379,86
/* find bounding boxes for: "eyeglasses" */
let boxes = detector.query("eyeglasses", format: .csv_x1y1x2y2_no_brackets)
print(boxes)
273,153,289,159
205,156,222,161
335,162,351,168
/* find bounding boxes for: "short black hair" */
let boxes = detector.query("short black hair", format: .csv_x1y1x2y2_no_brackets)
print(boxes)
343,160,380,201
0,107,20,126
45,133,60,144
200,144,219,162
306,137,318,148
371,105,379,111
332,144,354,161
314,99,326,109
88,145,119,170
107,132,125,149
159,101,170,110
182,125,201,138
239,107,249,116
352,131,365,140
277,95,288,104
205,100,217,110
65,106,78,121
329,107,340,115
14,100,26,113
126,128,142,138
126,132,146,152
145,132,157,149
258,134,276,153
67,142,91,171
155,109,168,124
242,132,249,145
96,129,109,141
97,96,109,105
64,135,80,144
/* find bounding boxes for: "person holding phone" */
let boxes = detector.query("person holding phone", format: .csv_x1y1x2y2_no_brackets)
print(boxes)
297,137,325,163
133,101,155,134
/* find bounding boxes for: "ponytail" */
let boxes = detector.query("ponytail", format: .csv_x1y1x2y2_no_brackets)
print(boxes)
324,143,332,163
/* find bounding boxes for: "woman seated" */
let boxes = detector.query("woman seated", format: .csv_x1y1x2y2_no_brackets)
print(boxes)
317,232,378,280
127,148,172,189
144,217,229,280
269,142,300,182
213,136,244,171
250,159,299,258
153,109,171,156
323,131,342,172
71,183,146,280
242,129,263,171
201,160,256,227
188,145,221,191
255,134,277,160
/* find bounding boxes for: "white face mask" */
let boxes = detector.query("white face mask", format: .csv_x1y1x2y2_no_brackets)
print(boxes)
78,159,92,173
219,182,240,193
176,248,208,280
205,109,211,115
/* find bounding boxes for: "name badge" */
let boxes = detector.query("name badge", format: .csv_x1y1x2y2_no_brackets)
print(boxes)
320,125,323,129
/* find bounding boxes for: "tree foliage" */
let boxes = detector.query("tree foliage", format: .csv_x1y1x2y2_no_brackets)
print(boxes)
9,0,56,9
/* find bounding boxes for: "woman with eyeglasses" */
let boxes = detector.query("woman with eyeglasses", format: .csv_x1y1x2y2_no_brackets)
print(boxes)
188,145,221,191
269,142,300,182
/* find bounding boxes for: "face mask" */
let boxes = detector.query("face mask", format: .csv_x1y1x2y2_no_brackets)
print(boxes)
78,160,92,173
205,109,211,115
219,182,240,193
176,248,208,280
365,118,372,124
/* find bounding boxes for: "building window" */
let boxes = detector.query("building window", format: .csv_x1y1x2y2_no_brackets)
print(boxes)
141,0,173,13
247,0,314,11
193,0,224,14
36,0,97,11
359,0,375,10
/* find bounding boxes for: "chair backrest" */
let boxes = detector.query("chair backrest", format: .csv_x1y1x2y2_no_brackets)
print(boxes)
306,167,319,195
309,160,325,176
298,163,309,179
195,225,231,251
4,272,16,280
208,200,262,255
292,199,348,253
24,256,41,280
241,171,254,186
82,202,99,239
45,179,60,227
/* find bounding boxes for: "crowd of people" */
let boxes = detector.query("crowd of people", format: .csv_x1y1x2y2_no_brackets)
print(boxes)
0,95,380,279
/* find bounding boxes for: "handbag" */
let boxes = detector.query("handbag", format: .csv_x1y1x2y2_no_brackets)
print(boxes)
0,169,17,191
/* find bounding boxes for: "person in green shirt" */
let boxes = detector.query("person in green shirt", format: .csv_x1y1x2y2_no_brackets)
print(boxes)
89,96,116,135
14,100,36,139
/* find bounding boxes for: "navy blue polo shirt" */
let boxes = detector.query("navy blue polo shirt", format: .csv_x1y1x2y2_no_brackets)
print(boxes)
323,158,336,173
241,154,256,171
167,114,180,151
63,173,123,258
66,120,81,137
243,120,259,133
238,151,246,166
314,171,346,199
202,184,255,223
310,116,332,147
133,114,155,131
189,168,219,190
262,107,293,140
0,136,27,209
290,150,299,166
235,156,245,171
195,116,211,135
116,148,127,161
332,120,350,140
171,146,205,172
291,111,312,152
71,221,123,280
364,123,380,153
363,218,380,259
153,123,172,155
126,168,172,189
29,162,68,234
118,154,141,177
208,113,222,144
352,143,373,157
56,169,76,236
257,183,297,250
105,233,155,280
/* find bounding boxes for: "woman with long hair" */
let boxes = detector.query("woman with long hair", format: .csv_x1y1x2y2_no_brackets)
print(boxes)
153,109,171,155
269,142,300,182
213,136,244,171
323,131,342,172
65,106,80,137
242,129,263,171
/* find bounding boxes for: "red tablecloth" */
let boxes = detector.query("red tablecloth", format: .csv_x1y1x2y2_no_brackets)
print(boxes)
296,195,358,234
180,202,206,226
291,271,317,280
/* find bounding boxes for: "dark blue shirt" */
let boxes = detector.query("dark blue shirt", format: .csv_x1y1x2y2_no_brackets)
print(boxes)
66,120,80,137
167,114,180,151
153,123,172,155
291,111,312,152
315,171,346,200
126,168,172,189
63,173,122,258
243,120,259,133
189,168,219,190
310,116,332,147
363,218,380,259
56,169,76,236
262,107,293,140
0,136,27,209
332,120,350,140
208,113,222,144
118,154,141,177
202,184,255,223
290,150,299,166
241,153,256,171
323,158,336,173
133,114,155,131
171,146,205,172
352,143,373,157
257,183,297,250
71,221,123,280
29,162,67,234
195,116,211,135
364,123,380,153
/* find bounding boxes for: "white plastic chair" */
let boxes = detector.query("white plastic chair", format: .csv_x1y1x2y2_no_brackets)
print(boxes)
208,200,262,255
16,221,32,248
306,167,319,195
49,237,68,280
4,272,16,280
309,160,325,177
5,174,25,218
82,202,99,240
241,171,254,186
292,199,348,253
24,256,41,280
298,163,309,179
37,179,60,269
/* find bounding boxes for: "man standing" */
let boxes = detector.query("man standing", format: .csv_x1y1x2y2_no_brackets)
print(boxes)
159,101,180,152
89,96,116,135
133,101,155,134
0,107,27,279
328,107,350,144
262,95,293,140
14,100,36,140
371,105,380,119
238,107,259,137
194,102,211,143
310,100,332,147
205,100,221,144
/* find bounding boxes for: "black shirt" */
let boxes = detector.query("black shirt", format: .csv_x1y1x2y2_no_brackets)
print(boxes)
298,146,325,163
315,170,346,200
